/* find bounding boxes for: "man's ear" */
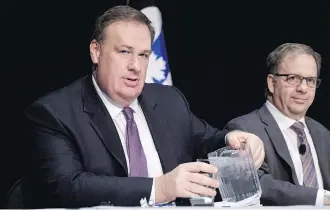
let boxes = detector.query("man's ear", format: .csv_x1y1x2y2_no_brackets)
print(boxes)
90,39,100,64
267,74,275,94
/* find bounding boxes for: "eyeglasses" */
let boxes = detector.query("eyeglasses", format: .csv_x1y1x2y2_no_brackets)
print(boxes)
274,73,321,88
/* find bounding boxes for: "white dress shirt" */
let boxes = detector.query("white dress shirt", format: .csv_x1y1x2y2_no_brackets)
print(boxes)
265,100,326,206
92,75,163,203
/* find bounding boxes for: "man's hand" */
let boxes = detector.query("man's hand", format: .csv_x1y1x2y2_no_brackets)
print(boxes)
226,130,265,169
155,162,219,203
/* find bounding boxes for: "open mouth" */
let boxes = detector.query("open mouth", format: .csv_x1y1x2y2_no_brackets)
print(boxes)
124,77,139,87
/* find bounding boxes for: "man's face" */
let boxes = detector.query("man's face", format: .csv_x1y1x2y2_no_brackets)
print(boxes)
267,53,318,120
90,21,152,106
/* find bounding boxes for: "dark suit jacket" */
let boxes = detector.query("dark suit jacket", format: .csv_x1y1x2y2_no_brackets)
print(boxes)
224,104,330,206
24,75,227,208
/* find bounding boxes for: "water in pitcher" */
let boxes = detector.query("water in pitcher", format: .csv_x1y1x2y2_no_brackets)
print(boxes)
208,144,261,204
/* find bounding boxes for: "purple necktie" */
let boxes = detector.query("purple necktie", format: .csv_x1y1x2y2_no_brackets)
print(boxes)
122,107,148,177
291,121,318,188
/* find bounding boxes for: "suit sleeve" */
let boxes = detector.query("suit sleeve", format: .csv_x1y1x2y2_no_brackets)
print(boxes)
25,102,153,208
224,121,318,206
172,87,228,158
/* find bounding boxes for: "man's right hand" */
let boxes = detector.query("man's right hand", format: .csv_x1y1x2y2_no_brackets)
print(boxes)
154,162,219,203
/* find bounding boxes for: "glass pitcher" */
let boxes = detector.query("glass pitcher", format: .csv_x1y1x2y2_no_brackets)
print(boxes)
207,143,262,205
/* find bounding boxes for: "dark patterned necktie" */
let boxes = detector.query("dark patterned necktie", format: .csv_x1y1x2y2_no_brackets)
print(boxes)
290,121,318,188
122,107,148,177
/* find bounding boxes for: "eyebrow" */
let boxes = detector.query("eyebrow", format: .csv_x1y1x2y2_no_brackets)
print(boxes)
118,45,151,54
288,73,317,78
142,49,152,55
119,45,133,50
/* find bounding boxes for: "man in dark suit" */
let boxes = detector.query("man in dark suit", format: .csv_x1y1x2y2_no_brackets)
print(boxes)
23,5,265,208
224,43,330,206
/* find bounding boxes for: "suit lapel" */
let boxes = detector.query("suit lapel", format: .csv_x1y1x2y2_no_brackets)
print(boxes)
82,75,128,175
138,87,178,174
258,105,299,185
306,118,330,190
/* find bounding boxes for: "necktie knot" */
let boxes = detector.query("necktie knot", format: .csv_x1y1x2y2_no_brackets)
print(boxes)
122,107,134,121
291,121,305,136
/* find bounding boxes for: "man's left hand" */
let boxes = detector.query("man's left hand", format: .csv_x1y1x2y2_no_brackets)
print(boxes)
226,130,265,169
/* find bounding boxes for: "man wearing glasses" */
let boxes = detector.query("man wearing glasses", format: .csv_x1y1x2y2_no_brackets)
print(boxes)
224,43,330,206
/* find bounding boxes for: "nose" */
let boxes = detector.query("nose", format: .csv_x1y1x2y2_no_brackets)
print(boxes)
296,79,309,93
128,55,141,73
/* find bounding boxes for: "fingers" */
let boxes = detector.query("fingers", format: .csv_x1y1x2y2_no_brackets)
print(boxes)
189,173,219,188
254,157,264,169
251,142,260,158
181,162,218,173
253,149,265,169
180,190,199,198
171,164,219,199
227,131,265,169
239,137,247,143
184,181,217,197
249,140,264,169
252,143,262,159
226,131,248,149
231,141,242,149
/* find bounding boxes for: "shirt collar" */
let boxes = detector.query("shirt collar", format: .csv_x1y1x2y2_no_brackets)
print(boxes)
92,73,140,119
265,100,306,131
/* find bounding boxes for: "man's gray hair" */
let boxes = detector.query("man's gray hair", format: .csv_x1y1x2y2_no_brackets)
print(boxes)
267,43,321,77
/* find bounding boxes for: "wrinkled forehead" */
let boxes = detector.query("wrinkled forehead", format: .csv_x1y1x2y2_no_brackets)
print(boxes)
278,53,318,76
104,21,152,51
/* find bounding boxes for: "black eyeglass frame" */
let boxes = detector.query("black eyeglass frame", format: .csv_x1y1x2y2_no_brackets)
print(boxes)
273,73,321,88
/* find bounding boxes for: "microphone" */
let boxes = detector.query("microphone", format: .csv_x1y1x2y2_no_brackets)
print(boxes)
298,144,306,155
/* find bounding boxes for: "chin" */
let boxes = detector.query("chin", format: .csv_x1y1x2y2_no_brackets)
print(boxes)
122,89,141,99
290,107,307,116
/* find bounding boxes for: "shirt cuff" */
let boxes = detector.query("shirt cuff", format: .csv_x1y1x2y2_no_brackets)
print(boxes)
148,178,156,205
315,189,326,206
